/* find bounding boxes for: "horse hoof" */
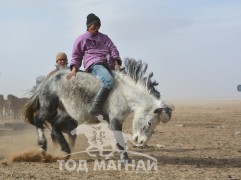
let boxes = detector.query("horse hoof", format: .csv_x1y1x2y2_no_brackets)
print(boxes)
120,152,130,163
64,154,71,160
120,155,131,164
39,148,46,154
119,158,132,165
62,147,71,155
38,140,47,151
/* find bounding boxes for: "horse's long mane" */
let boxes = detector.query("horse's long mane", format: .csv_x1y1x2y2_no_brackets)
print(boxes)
124,58,161,99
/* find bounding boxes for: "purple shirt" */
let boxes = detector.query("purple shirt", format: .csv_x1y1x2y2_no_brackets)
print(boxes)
70,31,120,71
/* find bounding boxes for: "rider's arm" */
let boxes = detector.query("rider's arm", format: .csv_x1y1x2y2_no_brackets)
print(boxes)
105,36,121,62
68,36,85,80
70,36,85,71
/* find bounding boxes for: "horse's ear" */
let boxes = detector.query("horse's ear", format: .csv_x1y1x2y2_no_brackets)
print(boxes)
154,108,163,114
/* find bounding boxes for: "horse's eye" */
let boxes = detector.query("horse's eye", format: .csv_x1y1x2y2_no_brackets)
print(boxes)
148,122,152,126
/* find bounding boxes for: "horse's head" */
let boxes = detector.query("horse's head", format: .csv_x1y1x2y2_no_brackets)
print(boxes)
132,103,174,147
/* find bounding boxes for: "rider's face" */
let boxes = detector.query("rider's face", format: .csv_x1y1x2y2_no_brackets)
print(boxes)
57,59,68,67
88,22,100,36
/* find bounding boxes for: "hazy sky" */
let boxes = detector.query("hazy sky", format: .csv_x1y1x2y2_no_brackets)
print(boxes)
0,0,241,100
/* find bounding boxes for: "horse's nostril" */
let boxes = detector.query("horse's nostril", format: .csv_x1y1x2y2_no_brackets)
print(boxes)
165,107,172,117
165,107,169,112
140,140,143,144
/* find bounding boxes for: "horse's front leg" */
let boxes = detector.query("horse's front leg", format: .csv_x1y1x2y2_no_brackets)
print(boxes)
110,118,130,163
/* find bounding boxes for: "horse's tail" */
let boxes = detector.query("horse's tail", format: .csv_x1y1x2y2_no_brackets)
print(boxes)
23,93,40,125
23,76,47,125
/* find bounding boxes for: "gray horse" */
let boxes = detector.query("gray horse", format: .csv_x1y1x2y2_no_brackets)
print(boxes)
23,58,174,162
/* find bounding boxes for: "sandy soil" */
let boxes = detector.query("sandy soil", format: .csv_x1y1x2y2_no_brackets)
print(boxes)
0,100,241,179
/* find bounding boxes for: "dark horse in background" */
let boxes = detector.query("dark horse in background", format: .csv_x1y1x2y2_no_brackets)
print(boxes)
23,58,174,162
0,95,4,118
7,94,29,119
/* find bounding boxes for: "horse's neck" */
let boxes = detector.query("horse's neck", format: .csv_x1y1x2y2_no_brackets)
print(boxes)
116,75,154,111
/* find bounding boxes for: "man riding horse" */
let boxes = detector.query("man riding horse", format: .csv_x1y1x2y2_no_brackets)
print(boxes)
23,13,174,162
67,13,122,117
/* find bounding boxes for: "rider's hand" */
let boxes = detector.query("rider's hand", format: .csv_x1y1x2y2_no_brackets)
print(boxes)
114,59,121,71
115,64,121,71
66,67,77,80
66,72,76,80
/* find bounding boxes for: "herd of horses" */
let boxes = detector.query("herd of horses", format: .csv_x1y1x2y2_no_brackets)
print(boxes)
0,94,29,120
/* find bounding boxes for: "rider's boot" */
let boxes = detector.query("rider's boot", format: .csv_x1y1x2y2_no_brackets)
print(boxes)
89,87,110,116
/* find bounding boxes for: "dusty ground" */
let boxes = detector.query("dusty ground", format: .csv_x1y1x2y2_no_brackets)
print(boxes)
0,100,241,179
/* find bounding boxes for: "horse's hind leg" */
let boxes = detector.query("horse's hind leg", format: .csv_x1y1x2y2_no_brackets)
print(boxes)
35,111,57,153
50,115,77,155
34,96,59,153
51,126,71,155
50,129,59,147
34,113,49,153
67,118,78,149
68,133,77,150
